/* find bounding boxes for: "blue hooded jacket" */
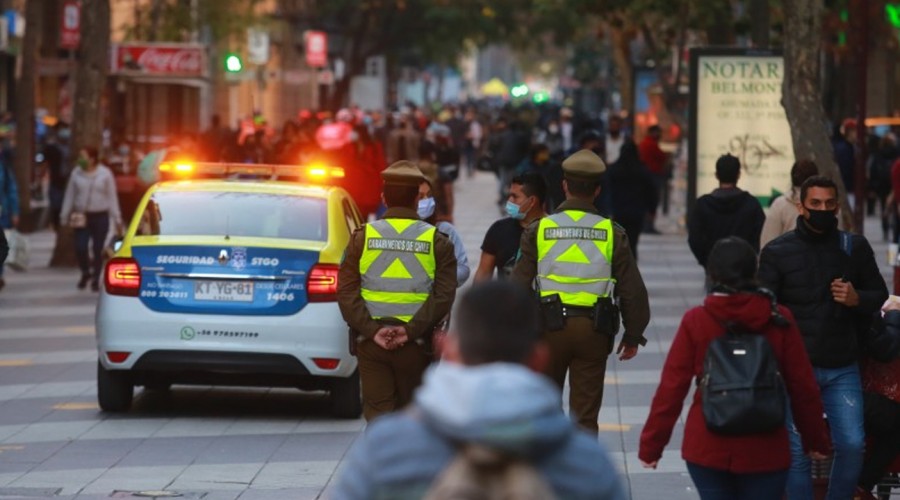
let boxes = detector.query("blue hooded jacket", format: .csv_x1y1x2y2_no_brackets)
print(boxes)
331,362,627,500
0,161,19,229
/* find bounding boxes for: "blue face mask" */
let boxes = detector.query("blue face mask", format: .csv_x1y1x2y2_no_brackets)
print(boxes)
417,197,436,219
505,199,529,220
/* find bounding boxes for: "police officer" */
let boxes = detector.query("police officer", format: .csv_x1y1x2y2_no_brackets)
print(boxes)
337,161,458,421
512,149,650,435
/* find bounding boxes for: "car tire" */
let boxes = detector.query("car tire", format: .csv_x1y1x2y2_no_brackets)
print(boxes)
330,369,362,419
97,362,134,412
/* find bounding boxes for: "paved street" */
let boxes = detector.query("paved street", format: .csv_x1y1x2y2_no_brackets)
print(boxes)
0,171,895,499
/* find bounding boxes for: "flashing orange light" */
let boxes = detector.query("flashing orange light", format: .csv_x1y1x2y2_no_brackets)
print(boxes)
305,165,344,181
159,162,195,174
307,166,328,178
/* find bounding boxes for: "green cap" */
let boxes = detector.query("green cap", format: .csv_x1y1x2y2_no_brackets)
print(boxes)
562,149,606,180
381,160,427,186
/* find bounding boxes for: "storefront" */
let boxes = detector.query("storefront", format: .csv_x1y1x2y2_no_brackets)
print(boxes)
109,43,210,153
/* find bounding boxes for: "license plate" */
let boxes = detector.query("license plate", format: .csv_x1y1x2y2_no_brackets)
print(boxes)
193,280,255,302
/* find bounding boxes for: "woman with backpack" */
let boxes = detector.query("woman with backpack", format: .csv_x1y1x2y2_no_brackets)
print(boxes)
638,237,832,500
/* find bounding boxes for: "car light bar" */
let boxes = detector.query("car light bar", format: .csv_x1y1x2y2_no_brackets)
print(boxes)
158,162,345,181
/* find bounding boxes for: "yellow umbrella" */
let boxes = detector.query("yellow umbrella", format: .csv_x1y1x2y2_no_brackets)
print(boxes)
481,78,509,97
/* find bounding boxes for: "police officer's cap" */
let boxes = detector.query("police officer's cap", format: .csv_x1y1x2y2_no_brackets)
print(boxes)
562,149,606,181
381,160,427,186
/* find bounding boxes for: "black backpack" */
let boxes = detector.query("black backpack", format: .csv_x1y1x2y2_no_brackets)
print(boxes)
700,308,787,435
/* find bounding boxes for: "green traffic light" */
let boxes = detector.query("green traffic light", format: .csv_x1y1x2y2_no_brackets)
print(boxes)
533,91,550,103
888,4,900,29
225,53,243,73
511,84,529,98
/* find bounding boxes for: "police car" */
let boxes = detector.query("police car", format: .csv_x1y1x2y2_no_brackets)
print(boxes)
96,162,363,418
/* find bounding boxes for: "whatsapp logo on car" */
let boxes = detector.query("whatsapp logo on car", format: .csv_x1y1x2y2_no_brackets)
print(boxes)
180,326,196,341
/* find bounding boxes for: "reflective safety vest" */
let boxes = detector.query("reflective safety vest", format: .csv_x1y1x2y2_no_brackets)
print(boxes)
360,218,437,322
536,210,615,307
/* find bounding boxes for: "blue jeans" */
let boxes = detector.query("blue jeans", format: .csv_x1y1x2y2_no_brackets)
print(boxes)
786,364,865,500
74,211,110,281
686,462,788,500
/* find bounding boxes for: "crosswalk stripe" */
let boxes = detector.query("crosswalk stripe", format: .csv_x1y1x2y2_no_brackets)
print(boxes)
0,325,94,340
0,305,95,318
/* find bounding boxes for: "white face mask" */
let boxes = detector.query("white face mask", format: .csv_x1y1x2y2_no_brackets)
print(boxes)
417,197,436,219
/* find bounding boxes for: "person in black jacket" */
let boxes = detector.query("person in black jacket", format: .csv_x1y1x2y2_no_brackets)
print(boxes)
607,141,657,259
687,154,765,267
758,175,888,500
0,228,7,284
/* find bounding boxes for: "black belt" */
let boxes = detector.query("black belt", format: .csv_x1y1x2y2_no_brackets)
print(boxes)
563,305,593,318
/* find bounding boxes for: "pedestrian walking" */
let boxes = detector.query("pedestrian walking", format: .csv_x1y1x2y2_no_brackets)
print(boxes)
60,146,122,292
417,179,469,286
511,149,650,435
607,141,658,259
332,281,628,500
473,173,547,282
638,124,669,234
759,175,888,500
639,237,832,500
760,159,819,249
603,115,626,165
688,154,765,268
336,161,457,421
386,114,421,165
488,118,530,207
0,228,7,269
0,148,18,291
856,300,900,498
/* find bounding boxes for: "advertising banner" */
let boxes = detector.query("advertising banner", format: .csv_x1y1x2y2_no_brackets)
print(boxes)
305,31,328,68
110,44,207,77
688,48,795,210
60,0,80,50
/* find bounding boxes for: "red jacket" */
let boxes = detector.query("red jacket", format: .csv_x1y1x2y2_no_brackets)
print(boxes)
638,136,667,176
639,293,831,473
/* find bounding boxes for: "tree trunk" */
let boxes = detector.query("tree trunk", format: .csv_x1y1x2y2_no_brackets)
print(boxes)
609,19,633,114
750,0,771,47
13,0,42,232
782,0,854,229
52,0,110,267
70,0,111,168
705,0,735,45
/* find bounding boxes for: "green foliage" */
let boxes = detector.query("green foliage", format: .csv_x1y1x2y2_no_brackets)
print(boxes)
122,0,261,42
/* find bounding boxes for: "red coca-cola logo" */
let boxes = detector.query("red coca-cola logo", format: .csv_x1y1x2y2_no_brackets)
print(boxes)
117,45,205,76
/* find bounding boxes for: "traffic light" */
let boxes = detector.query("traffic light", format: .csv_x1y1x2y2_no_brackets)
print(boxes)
888,3,900,29
510,84,529,98
532,91,550,104
225,53,243,73
838,7,848,47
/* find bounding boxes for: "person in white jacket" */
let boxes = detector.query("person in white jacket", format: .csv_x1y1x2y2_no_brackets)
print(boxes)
61,146,122,291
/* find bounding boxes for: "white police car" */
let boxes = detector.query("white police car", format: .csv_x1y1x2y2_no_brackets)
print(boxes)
96,162,362,417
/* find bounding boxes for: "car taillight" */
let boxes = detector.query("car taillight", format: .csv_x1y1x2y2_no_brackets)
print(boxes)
307,264,339,302
105,257,141,296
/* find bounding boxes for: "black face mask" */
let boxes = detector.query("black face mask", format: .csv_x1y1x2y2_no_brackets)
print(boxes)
805,209,838,233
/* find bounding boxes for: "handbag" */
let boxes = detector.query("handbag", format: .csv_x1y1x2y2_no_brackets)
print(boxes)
68,174,97,229
4,229,28,271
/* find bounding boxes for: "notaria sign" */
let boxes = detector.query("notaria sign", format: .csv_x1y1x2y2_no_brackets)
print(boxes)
688,48,796,212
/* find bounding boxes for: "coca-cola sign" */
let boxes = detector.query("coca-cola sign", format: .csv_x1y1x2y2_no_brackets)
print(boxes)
111,44,207,77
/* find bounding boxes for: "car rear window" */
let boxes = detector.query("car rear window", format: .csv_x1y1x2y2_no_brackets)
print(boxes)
136,191,328,241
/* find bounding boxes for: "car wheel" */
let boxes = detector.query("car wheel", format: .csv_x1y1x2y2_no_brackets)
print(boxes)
330,369,362,419
97,362,134,412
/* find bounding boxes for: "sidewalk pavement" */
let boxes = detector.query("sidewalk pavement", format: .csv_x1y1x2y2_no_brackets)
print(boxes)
0,171,896,499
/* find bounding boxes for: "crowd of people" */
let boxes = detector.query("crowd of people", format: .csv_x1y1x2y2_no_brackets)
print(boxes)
7,100,900,499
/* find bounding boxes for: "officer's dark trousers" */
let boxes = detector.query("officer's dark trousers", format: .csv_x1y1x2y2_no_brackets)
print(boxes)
357,339,430,421
543,316,612,435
